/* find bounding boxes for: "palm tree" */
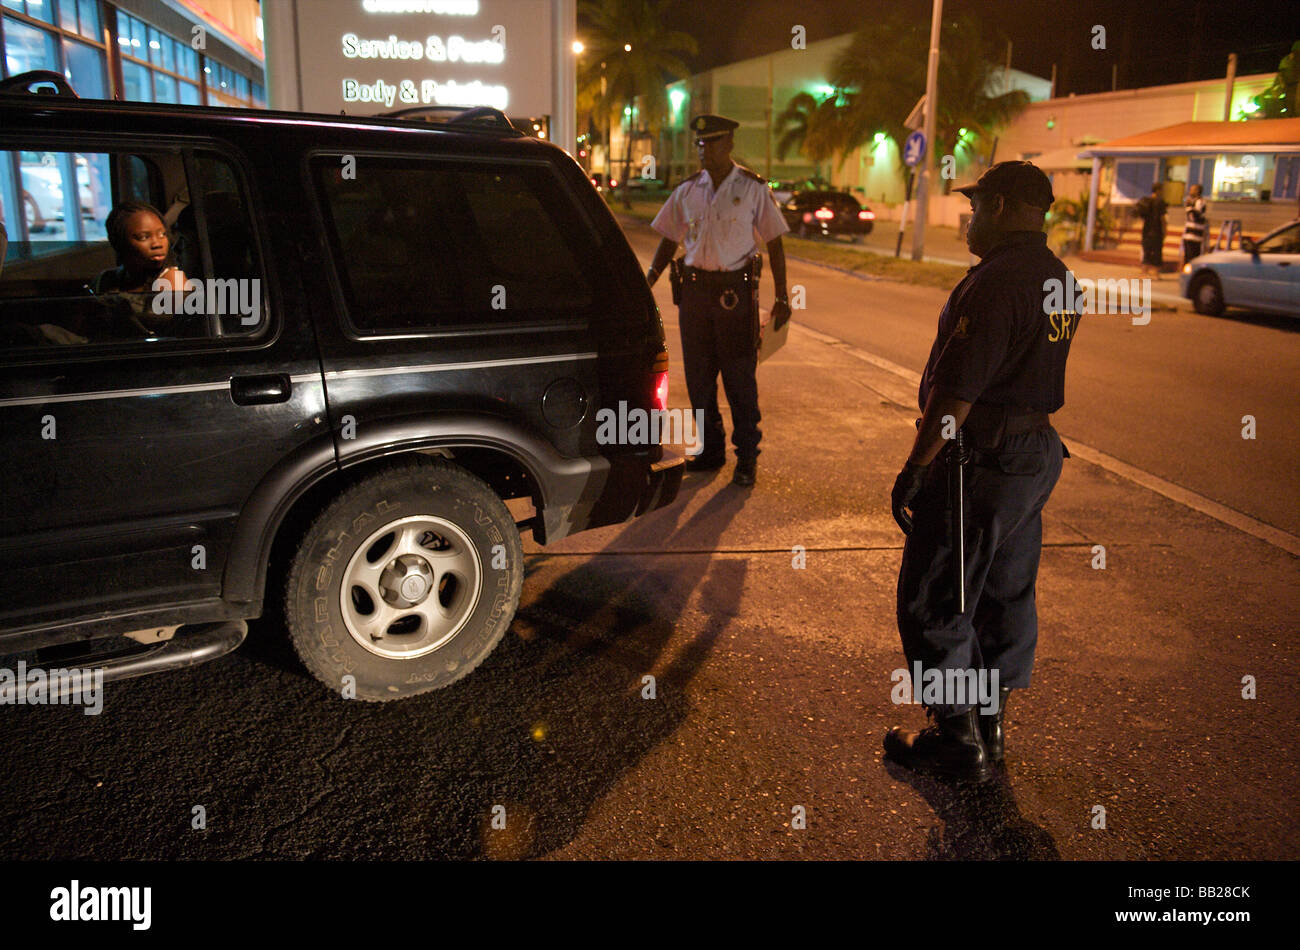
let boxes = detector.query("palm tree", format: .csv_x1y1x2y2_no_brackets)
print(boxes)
578,0,698,203
1248,40,1298,119
792,12,1030,191
774,91,841,180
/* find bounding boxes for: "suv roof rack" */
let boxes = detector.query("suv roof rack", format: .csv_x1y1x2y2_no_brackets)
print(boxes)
382,105,522,134
0,70,80,99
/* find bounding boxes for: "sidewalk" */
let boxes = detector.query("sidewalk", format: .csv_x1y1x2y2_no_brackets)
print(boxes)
854,223,1190,306
521,252,1299,860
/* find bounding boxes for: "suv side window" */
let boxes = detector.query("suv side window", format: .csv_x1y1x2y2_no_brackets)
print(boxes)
312,154,601,334
0,146,266,351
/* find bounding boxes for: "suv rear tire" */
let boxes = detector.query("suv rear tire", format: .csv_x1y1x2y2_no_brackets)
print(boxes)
285,458,523,701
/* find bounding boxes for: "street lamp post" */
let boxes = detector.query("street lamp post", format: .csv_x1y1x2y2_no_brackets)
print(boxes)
911,0,943,262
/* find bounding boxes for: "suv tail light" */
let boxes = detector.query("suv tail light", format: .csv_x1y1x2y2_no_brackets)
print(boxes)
859,209,875,220
651,350,669,412
814,207,834,220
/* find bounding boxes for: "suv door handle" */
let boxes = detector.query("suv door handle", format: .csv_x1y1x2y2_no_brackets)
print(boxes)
230,373,291,406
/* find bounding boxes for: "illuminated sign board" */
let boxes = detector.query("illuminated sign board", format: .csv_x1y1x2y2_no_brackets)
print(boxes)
283,0,555,116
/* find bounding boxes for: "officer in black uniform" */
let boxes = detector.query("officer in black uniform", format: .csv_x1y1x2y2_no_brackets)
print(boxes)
646,114,791,487
883,161,1080,783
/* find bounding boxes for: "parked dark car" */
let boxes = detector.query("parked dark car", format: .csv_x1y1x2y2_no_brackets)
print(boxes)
0,71,682,702
781,190,875,240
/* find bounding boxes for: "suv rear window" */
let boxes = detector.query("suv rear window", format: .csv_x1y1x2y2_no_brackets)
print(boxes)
312,155,600,335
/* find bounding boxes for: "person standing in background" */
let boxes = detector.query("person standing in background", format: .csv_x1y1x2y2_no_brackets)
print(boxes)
1135,184,1167,278
1182,183,1208,265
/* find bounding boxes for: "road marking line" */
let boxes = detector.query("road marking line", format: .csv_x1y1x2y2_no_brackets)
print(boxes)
790,323,1300,557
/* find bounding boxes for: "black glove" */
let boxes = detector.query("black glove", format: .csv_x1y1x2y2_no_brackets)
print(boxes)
891,462,929,535
771,298,792,330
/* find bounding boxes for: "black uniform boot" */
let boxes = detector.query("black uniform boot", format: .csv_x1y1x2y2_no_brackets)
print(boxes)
979,687,1012,764
731,455,757,487
883,707,992,784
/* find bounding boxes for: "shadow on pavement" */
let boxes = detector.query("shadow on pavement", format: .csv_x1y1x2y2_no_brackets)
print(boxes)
490,481,751,858
1202,308,1300,332
882,759,1060,860
0,478,756,861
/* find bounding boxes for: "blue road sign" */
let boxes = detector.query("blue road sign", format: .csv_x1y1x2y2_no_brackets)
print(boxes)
903,131,926,167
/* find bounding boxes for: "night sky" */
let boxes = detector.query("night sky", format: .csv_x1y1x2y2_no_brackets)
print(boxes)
659,0,1297,96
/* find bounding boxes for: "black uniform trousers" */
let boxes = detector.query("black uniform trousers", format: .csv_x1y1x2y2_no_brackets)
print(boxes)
678,273,761,462
896,426,1064,717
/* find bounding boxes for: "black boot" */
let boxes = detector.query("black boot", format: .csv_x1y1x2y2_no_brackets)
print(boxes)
978,687,1012,764
731,455,757,487
883,707,992,784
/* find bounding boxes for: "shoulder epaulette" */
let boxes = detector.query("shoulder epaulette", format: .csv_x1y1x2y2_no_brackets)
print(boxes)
736,165,766,183
672,172,702,191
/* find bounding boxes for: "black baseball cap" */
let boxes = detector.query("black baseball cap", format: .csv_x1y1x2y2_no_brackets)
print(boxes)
691,114,739,142
955,160,1054,210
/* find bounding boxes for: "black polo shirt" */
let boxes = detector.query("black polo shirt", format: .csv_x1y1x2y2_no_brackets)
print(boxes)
918,230,1079,413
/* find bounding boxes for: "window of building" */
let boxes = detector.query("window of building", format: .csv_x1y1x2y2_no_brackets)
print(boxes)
312,156,601,335
1187,157,1215,194
1113,160,1159,203
1271,156,1299,202
1212,153,1271,201
115,10,202,106
0,146,267,351
2,0,107,99
3,3,262,108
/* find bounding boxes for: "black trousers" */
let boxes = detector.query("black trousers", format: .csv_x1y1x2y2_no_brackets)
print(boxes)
896,427,1065,717
678,275,761,461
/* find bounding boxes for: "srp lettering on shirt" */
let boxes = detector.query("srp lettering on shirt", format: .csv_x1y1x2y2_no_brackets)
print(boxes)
1047,310,1079,342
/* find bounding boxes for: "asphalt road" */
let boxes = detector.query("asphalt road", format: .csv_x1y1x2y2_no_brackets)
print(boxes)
622,223,1300,538
1,223,1295,863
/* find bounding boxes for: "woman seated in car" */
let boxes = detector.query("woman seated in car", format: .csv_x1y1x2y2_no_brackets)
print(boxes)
95,200,193,336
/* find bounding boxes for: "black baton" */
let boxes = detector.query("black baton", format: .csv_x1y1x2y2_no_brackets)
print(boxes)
949,429,970,613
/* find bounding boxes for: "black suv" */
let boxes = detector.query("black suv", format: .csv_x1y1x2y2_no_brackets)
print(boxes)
0,72,682,701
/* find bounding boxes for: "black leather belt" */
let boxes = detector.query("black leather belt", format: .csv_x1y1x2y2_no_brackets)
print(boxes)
682,265,751,284
964,403,1051,451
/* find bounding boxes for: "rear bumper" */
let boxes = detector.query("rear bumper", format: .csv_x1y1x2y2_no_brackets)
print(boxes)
637,451,684,515
537,448,684,544
790,218,873,236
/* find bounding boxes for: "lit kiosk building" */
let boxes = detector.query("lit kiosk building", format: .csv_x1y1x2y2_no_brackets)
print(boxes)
262,0,577,152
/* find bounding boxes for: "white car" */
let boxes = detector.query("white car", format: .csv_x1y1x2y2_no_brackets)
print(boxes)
1180,219,1300,317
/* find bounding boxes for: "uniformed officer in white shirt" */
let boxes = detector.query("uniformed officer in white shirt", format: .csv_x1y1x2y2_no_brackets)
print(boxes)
646,114,791,487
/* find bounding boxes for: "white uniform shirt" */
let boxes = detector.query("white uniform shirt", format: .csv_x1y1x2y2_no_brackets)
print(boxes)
651,163,789,272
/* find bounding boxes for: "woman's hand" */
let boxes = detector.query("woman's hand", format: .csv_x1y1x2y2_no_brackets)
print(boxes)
158,266,187,291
